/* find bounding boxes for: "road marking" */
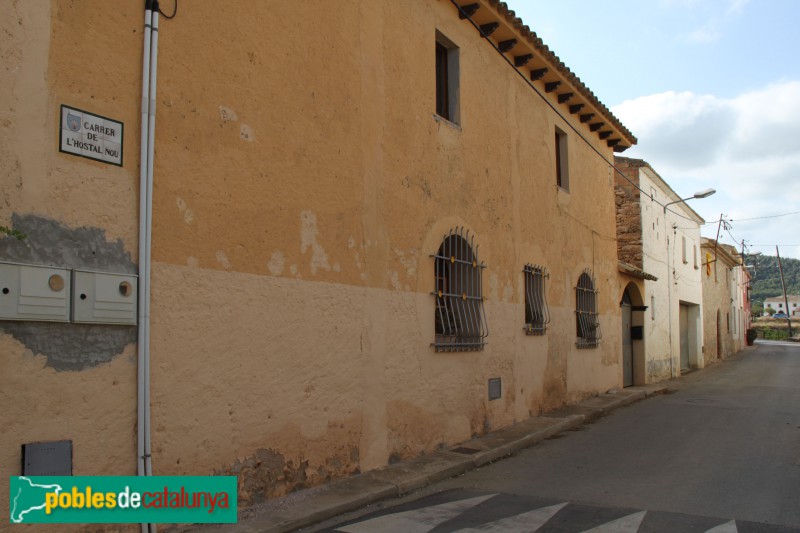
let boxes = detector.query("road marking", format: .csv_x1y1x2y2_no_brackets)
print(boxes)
335,494,496,533
452,502,568,532
580,510,647,532
706,520,738,532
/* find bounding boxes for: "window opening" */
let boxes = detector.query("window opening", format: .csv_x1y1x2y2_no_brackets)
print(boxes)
435,31,460,124
576,270,601,348
555,127,569,190
523,264,550,335
432,227,488,352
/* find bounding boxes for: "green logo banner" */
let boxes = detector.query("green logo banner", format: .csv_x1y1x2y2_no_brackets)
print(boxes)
9,476,237,524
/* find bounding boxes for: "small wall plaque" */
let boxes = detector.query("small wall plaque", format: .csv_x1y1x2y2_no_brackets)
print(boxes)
59,105,123,166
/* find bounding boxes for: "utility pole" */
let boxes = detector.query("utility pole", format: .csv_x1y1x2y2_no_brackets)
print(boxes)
713,214,723,282
776,246,793,337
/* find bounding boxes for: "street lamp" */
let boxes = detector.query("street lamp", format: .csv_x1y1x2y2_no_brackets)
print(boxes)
663,188,716,213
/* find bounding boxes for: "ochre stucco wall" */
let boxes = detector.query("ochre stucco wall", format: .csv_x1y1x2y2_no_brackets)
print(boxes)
2,0,629,512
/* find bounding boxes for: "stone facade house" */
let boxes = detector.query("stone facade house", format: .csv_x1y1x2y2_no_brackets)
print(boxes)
1,0,636,512
614,157,705,383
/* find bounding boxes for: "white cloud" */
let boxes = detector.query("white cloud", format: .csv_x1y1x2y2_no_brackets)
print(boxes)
678,0,749,43
613,80,800,259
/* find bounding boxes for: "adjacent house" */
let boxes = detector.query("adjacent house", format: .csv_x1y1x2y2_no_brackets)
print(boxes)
1,0,636,509
700,239,748,359
614,157,705,382
764,295,800,316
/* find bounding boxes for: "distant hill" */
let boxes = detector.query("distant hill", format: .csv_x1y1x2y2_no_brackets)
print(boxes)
749,254,800,305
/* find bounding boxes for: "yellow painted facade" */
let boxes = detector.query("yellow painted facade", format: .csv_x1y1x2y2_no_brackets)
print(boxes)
1,0,636,515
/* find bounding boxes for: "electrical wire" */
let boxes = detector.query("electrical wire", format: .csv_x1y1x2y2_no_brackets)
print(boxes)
450,0,705,224
729,211,800,222
156,0,177,19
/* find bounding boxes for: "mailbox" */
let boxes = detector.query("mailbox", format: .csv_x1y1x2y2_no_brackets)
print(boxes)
72,270,138,325
0,262,71,322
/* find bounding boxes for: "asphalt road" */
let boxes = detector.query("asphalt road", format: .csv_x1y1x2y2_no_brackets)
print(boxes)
317,341,800,532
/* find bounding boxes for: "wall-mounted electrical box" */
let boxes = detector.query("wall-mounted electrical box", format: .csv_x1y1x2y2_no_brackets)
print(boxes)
0,262,71,322
72,270,138,325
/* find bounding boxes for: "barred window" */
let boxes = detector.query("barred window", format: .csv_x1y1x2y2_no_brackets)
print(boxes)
523,264,550,335
576,270,601,348
432,228,488,352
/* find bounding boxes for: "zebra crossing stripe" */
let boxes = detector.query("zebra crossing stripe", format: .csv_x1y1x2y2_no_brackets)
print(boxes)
335,494,497,533
705,520,738,532
580,510,647,532
452,502,568,532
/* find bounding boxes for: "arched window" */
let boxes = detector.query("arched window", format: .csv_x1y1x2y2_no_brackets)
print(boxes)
432,228,488,352
524,264,550,335
576,270,601,348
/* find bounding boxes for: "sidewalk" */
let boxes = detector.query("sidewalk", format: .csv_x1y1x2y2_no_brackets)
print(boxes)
182,384,668,533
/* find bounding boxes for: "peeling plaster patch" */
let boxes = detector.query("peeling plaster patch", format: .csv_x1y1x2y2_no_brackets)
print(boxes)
389,271,402,290
187,256,199,268
489,272,500,302
0,214,136,370
216,250,231,270
332,262,341,273
219,105,238,123
502,282,513,303
240,124,254,142
267,251,285,276
347,237,355,249
360,273,367,281
0,323,136,371
175,197,194,224
299,210,330,275
290,264,298,276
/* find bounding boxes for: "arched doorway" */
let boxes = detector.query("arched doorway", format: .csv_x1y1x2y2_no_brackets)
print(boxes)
621,282,645,387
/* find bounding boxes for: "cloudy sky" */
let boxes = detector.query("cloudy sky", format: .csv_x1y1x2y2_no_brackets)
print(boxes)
511,0,800,259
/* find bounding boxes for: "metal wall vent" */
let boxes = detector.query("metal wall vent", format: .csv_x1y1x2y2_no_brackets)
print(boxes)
488,377,502,400
22,440,73,475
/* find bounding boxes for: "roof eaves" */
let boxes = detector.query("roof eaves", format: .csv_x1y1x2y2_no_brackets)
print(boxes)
487,0,637,147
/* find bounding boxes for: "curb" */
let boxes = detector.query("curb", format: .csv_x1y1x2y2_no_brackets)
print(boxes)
182,387,660,533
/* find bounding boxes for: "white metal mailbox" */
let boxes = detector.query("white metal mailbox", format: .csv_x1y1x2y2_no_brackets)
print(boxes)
0,262,71,322
72,270,138,325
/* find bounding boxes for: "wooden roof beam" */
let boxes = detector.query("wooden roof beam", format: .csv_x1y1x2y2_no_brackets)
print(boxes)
458,3,480,19
479,22,500,37
545,81,561,93
558,92,574,104
530,68,548,81
498,39,518,53
514,53,534,67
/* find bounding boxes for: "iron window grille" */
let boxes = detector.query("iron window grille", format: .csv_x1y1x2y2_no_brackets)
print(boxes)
432,228,488,352
523,264,550,335
576,270,601,348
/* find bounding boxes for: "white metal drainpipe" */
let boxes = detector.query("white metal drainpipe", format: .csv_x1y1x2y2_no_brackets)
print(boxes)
138,1,158,531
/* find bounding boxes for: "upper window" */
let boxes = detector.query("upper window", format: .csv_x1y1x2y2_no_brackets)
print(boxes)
555,127,569,191
433,228,487,352
524,264,550,335
435,31,460,124
682,236,688,264
576,270,601,348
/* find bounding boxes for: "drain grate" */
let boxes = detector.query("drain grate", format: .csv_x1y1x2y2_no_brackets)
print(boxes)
449,447,481,455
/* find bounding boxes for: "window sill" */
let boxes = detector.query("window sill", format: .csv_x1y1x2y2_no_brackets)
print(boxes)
433,113,462,131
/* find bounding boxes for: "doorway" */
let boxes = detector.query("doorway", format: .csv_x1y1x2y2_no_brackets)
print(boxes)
621,289,633,387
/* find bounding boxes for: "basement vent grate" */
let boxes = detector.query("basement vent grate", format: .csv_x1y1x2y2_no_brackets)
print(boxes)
488,377,502,400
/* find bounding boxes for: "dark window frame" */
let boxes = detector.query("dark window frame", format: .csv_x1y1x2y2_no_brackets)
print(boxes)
576,270,601,348
435,31,460,124
432,228,488,352
524,264,550,335
555,127,569,190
